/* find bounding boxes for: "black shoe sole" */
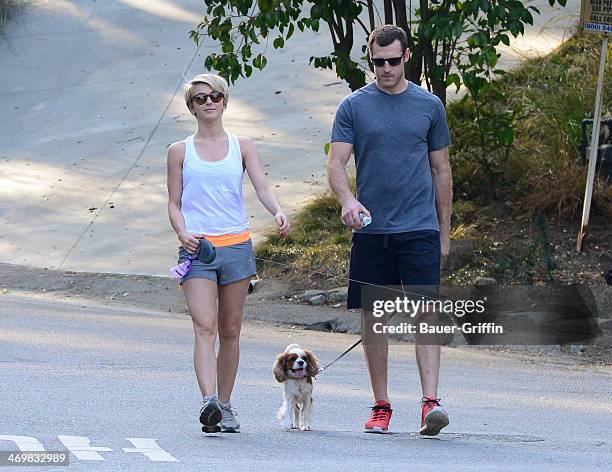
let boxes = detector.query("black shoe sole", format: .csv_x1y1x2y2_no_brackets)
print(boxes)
201,425,222,433
200,403,223,428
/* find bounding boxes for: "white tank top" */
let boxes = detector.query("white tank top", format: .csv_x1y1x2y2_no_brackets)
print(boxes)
180,133,249,235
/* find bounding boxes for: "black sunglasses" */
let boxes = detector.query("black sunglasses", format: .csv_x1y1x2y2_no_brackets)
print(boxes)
192,91,224,105
371,56,404,67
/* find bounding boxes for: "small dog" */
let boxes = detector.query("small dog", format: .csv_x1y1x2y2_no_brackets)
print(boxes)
272,344,320,431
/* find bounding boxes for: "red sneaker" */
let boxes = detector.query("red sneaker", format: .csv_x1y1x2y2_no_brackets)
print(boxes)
364,400,393,434
420,397,449,436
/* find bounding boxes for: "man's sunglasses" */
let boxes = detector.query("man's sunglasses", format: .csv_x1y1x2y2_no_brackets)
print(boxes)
191,91,224,105
371,56,404,67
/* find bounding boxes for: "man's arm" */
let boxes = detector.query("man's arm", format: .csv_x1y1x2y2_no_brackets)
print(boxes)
327,142,369,229
429,146,452,257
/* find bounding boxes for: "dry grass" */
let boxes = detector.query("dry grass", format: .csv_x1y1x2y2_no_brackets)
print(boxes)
520,162,612,219
255,192,351,288
255,194,481,287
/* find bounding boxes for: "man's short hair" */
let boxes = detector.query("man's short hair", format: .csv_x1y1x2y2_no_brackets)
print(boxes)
368,25,408,53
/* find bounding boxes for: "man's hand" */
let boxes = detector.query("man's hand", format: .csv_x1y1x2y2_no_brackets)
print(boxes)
341,197,370,230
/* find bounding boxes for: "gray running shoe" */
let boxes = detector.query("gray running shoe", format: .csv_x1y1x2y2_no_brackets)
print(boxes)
200,396,222,433
219,401,240,433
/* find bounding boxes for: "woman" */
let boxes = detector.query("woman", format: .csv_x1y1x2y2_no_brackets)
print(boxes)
167,73,290,433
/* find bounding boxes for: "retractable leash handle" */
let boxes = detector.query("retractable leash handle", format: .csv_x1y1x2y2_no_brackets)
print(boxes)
168,238,217,279
197,238,216,264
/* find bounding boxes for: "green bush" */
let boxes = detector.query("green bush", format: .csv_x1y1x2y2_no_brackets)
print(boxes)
449,32,612,217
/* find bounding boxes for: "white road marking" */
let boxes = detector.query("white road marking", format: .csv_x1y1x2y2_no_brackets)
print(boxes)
1,435,179,462
0,435,45,451
57,435,113,461
123,438,179,462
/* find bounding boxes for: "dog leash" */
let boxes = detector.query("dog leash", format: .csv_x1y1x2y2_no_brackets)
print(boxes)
317,338,363,374
253,256,434,299
253,256,427,375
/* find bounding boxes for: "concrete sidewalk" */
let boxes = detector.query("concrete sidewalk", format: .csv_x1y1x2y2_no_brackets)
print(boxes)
0,0,581,277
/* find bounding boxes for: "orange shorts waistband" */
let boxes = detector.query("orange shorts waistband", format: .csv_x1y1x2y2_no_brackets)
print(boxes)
196,230,250,248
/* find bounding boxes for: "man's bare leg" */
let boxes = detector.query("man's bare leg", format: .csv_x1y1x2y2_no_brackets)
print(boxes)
362,309,393,433
362,310,389,401
363,342,389,402
415,313,448,436
415,343,440,399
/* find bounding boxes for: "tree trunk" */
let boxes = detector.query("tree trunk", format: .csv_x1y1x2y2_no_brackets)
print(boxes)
367,0,375,31
432,79,447,105
384,0,393,24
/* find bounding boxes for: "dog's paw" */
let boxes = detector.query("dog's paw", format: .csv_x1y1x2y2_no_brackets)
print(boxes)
300,425,312,431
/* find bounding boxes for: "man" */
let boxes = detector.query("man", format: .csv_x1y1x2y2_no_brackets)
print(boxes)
327,25,452,436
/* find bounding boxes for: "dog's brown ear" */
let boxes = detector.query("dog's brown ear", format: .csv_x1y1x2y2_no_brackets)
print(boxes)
304,350,320,377
272,353,287,383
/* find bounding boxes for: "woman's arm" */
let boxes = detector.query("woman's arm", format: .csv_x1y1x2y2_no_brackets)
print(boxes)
240,137,290,237
167,141,200,254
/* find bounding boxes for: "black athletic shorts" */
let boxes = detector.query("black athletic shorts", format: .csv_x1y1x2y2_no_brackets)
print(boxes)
347,230,441,310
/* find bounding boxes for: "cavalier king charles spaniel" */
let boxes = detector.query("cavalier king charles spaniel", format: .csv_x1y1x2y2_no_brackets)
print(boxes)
273,344,320,431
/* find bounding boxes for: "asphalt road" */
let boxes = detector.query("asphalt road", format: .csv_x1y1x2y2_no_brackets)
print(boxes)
1,292,611,471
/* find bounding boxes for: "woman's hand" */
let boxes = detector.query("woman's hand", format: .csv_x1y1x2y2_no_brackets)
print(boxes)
178,231,200,255
275,211,290,238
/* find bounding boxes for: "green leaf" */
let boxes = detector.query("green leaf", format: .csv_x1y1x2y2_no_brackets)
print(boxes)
452,22,463,38
241,44,252,61
253,53,268,70
467,33,481,47
204,55,213,71
257,0,276,13
496,126,514,146
248,28,260,45
286,23,295,40
221,41,234,54
265,11,277,28
273,37,284,49
446,73,461,90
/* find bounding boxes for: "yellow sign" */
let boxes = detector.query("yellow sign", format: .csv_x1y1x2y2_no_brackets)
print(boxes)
581,0,612,34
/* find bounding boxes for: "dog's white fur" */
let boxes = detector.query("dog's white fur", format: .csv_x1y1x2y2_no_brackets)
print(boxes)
272,343,320,431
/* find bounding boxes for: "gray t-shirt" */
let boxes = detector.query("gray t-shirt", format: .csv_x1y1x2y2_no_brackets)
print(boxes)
331,81,451,234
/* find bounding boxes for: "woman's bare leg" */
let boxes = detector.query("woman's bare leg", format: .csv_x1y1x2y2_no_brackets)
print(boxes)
216,278,250,402
182,278,218,396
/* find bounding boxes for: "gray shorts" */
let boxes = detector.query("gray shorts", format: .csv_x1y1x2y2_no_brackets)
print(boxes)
178,240,257,286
